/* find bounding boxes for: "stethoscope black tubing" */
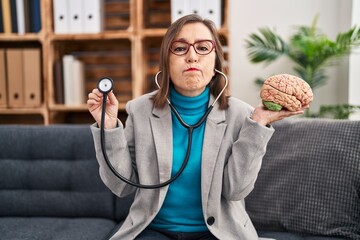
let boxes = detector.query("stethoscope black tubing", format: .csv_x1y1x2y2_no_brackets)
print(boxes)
99,69,227,189
100,92,213,189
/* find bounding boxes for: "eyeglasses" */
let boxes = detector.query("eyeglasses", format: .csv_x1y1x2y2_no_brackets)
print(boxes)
170,40,216,56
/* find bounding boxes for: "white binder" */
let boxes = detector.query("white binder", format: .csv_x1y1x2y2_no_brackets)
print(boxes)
16,0,25,34
68,0,84,33
188,0,204,16
83,0,104,33
53,0,69,33
62,55,75,105
170,0,190,23
171,0,222,28
204,0,222,28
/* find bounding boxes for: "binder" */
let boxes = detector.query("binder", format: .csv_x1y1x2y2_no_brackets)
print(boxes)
1,0,12,33
188,0,204,16
68,0,83,33
204,0,221,28
10,0,18,33
83,0,104,33
0,0,3,32
53,0,69,33
16,0,25,34
23,0,31,32
170,0,190,23
23,48,41,107
0,49,7,107
6,48,24,107
29,0,41,33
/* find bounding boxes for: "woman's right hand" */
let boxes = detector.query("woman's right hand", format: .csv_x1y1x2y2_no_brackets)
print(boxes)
87,88,119,129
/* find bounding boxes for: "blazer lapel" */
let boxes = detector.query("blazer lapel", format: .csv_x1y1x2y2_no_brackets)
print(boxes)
201,96,227,205
150,105,173,200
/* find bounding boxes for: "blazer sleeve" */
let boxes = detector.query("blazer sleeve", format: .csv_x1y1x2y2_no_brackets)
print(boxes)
91,108,138,197
222,117,274,201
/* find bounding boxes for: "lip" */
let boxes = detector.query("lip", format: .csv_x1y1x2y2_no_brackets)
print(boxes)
186,67,199,72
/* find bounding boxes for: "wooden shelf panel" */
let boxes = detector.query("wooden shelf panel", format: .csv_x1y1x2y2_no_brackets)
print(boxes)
51,39,133,106
0,106,46,114
143,0,171,29
48,31,133,41
49,103,126,111
104,0,131,31
0,114,46,125
49,109,128,125
0,33,43,42
0,0,228,124
141,36,163,94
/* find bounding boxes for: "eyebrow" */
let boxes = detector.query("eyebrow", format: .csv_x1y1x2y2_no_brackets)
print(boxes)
173,38,212,42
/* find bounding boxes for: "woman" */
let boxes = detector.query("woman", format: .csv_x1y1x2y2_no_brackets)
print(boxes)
87,14,306,240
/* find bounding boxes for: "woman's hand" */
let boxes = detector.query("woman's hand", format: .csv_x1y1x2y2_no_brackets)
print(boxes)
87,88,119,129
251,103,309,126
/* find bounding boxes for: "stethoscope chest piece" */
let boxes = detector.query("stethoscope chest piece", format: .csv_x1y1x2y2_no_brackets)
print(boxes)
98,77,113,94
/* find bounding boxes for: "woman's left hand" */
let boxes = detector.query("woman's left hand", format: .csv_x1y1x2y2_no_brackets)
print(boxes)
250,103,309,126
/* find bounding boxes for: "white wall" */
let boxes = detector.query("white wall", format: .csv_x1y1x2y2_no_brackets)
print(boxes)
349,0,360,119
229,0,356,114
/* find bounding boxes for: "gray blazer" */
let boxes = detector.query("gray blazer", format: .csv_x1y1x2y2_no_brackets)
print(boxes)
91,91,274,240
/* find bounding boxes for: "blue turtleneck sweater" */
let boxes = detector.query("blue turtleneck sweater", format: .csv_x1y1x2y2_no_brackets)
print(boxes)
150,86,210,232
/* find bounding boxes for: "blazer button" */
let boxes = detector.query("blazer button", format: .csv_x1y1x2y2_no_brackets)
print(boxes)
207,216,215,225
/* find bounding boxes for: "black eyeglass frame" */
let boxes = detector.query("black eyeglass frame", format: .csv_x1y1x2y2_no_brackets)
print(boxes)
169,39,216,56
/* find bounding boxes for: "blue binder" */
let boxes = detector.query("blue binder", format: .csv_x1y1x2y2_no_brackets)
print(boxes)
0,1,3,33
29,0,41,33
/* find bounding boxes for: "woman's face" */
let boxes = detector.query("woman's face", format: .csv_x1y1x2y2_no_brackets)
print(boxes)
169,22,216,97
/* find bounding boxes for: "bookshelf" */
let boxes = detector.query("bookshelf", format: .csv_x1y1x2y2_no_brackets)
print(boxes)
0,0,229,125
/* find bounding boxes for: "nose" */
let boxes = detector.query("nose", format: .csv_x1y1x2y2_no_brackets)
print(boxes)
186,45,199,63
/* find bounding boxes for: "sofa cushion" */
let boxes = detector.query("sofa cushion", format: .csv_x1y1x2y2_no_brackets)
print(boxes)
0,125,115,219
245,118,360,240
258,231,346,240
0,217,117,240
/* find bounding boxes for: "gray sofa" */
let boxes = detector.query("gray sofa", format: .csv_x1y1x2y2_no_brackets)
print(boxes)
246,118,360,240
0,118,358,240
0,125,134,240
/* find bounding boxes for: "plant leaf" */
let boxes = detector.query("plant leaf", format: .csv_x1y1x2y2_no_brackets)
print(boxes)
245,27,288,64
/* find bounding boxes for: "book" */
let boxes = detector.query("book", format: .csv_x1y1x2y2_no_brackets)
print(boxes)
1,0,12,33
0,0,3,32
62,54,85,105
9,0,18,33
16,0,25,34
29,0,41,33
54,58,64,104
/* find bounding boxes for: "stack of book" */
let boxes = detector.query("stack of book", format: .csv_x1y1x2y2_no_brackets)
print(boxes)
0,0,41,34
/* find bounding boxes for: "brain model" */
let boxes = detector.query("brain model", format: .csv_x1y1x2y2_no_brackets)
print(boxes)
260,74,313,111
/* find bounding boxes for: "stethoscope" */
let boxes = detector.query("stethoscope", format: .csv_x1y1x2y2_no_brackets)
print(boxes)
97,69,228,189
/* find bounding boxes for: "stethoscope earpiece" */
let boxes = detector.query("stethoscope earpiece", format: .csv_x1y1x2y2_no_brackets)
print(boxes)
98,77,113,94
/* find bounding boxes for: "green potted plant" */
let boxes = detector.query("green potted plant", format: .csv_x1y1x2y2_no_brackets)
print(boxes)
245,16,360,118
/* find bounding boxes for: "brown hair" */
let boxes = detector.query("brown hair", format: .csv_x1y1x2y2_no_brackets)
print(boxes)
152,14,229,109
